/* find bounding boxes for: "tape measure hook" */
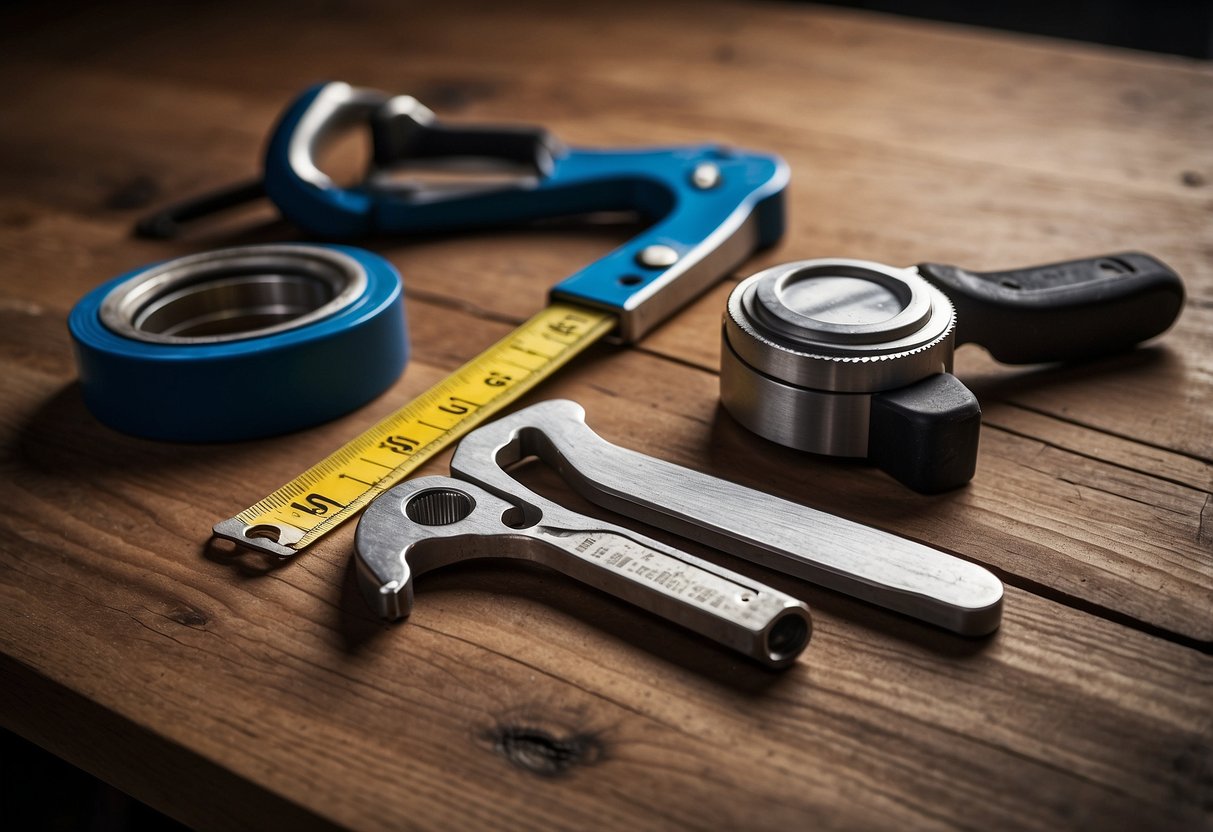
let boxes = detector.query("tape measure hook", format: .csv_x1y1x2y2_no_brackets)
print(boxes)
213,519,302,559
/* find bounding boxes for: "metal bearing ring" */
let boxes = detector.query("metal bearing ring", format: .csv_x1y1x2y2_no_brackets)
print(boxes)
721,259,956,457
720,252,1184,492
69,243,408,441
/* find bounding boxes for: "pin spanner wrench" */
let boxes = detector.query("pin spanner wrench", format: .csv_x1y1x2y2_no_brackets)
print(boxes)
356,476,813,668
446,400,1004,636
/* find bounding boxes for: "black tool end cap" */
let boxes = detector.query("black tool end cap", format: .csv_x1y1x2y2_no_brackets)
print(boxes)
869,373,981,493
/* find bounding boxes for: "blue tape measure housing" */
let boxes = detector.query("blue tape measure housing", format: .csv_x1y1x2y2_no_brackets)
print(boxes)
69,244,407,442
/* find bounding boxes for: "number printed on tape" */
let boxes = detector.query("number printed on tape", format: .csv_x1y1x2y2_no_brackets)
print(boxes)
232,302,617,550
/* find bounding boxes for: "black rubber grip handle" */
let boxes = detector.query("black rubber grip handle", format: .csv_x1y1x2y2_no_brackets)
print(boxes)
916,252,1184,364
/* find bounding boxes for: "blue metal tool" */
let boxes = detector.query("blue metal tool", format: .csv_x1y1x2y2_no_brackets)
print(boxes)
143,81,789,342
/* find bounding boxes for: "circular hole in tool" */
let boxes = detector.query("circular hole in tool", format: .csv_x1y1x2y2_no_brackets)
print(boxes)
618,275,644,287
244,524,283,542
406,488,475,526
766,613,810,662
134,270,339,338
501,506,531,530
99,246,368,346
778,275,903,326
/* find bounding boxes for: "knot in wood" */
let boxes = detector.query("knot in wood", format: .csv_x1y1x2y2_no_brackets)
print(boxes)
487,724,603,777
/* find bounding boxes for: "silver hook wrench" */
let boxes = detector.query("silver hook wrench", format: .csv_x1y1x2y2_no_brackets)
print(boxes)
356,477,813,668
449,400,1004,636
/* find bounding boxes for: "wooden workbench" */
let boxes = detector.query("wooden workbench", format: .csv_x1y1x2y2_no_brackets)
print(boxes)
1,1,1210,829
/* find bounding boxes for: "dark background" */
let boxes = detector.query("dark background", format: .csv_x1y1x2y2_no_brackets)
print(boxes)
815,0,1213,58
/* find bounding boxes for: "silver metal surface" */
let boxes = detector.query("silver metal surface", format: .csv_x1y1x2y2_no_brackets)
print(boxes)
287,82,390,191
213,518,302,557
369,93,439,160
637,244,680,269
450,400,1003,636
690,161,722,190
556,157,789,343
720,259,959,456
720,333,873,456
724,260,956,392
99,245,367,345
296,82,546,200
356,476,812,667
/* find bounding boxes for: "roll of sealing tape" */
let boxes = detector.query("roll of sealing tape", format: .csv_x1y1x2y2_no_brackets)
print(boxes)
69,243,408,442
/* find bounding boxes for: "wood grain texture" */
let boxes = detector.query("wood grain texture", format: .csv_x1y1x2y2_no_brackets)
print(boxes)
1,1,1211,829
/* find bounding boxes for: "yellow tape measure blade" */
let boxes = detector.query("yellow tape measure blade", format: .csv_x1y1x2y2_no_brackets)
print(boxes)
212,302,616,557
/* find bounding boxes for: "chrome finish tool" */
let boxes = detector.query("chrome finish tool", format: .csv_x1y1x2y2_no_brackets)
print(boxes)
721,253,1184,492
70,244,406,441
442,399,1003,636
355,477,813,668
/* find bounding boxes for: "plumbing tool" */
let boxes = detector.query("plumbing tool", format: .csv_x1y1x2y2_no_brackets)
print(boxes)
356,476,813,667
437,399,1002,635
720,253,1184,492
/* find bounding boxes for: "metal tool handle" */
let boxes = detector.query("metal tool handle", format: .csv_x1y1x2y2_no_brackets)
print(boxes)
452,400,1004,635
532,526,810,667
355,477,811,667
917,252,1184,364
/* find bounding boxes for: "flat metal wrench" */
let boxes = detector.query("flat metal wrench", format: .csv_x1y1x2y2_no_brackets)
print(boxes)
450,400,1004,636
355,477,812,668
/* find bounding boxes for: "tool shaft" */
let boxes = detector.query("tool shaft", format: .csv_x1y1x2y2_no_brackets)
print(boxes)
355,478,811,667
452,400,1004,635
535,527,808,663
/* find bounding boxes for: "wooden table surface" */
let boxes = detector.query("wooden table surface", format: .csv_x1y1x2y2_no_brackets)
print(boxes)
2,1,1211,829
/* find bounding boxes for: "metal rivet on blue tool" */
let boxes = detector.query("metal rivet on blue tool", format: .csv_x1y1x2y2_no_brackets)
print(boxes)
68,243,407,442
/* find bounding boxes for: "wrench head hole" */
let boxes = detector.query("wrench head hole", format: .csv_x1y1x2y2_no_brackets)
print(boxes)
501,506,531,529
405,488,475,526
766,612,810,663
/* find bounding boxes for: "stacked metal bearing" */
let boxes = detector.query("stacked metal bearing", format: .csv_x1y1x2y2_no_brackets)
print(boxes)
720,258,957,459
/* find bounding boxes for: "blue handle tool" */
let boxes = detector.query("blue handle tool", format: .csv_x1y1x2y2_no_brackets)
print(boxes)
262,82,788,340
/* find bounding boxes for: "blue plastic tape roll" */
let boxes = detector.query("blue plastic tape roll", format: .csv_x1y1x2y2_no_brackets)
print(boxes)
69,243,408,442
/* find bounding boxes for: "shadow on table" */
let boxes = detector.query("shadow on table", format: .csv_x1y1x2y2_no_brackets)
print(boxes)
959,343,1175,404
490,457,996,664
14,379,992,695
387,555,812,697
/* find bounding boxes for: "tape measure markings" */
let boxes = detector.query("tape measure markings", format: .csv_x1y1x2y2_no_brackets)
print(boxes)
223,302,615,552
